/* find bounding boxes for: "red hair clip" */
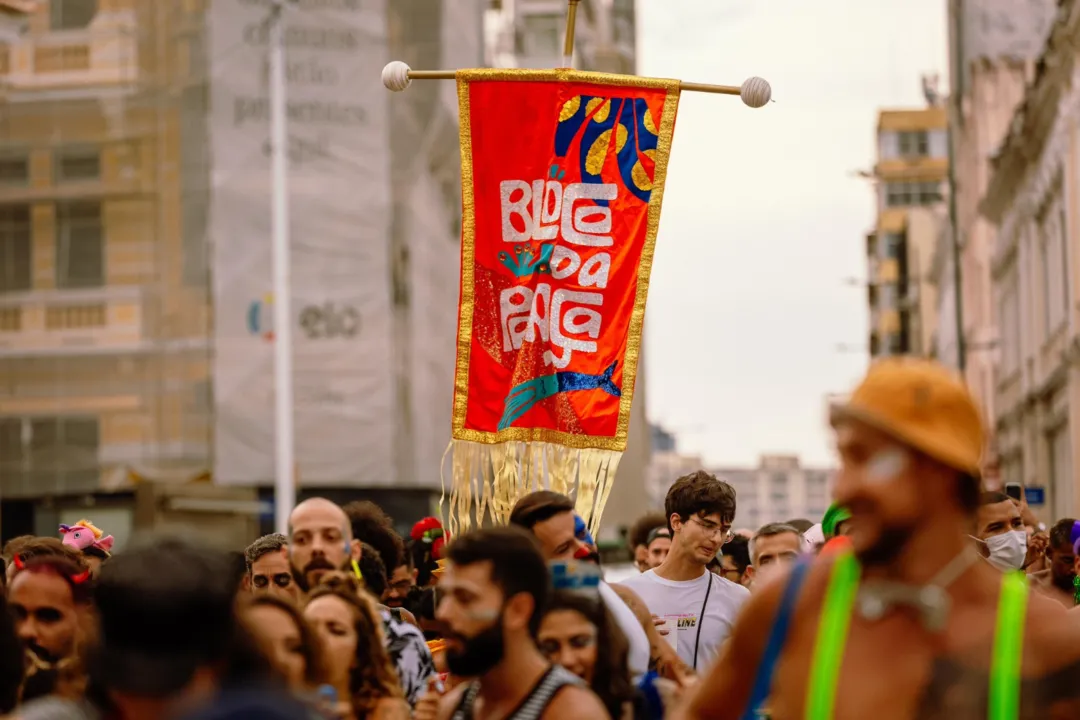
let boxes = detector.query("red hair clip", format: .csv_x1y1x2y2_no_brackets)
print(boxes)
70,570,91,585
12,554,25,571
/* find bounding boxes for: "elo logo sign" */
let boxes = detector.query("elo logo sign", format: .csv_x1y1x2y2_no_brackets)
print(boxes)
247,296,360,342
299,303,359,339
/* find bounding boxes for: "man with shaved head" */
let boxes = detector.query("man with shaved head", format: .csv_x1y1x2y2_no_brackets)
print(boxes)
287,497,361,591
287,497,435,705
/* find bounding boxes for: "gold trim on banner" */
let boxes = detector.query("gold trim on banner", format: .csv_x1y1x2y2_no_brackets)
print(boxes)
445,439,620,539
619,78,681,446
452,73,478,448
451,69,681,453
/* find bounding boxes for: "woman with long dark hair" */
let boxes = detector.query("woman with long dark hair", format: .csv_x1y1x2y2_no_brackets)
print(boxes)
537,573,637,719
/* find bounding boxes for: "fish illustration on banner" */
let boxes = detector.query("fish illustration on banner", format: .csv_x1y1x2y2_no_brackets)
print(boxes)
447,69,681,536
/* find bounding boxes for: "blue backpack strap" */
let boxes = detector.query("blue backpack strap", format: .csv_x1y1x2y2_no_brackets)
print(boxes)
636,671,664,720
741,557,812,720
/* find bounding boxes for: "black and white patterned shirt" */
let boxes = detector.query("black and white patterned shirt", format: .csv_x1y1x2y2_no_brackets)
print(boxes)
381,608,435,706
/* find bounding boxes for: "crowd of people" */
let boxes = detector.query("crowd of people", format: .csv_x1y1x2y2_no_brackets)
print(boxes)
3,358,1080,718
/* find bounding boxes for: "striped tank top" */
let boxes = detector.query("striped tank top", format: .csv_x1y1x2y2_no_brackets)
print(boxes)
451,665,582,720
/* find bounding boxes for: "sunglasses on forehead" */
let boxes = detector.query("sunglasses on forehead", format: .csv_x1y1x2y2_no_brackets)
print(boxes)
253,572,293,589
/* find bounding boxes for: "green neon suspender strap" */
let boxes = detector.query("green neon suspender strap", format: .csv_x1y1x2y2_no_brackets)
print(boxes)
805,551,859,719
989,570,1028,720
804,551,1028,720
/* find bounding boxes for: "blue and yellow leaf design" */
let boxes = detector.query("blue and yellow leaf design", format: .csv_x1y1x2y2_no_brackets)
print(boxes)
555,94,659,205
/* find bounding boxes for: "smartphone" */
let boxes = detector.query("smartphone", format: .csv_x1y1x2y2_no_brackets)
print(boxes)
1005,482,1023,502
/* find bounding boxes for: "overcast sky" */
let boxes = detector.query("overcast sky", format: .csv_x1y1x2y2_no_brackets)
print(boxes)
638,0,949,468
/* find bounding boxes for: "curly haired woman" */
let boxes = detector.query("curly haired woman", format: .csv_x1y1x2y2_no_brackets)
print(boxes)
304,574,409,720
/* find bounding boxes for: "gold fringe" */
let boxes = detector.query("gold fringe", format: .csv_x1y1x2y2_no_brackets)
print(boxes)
443,439,622,539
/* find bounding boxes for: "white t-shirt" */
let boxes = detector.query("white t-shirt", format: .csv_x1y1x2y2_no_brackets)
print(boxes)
598,579,651,678
620,568,749,670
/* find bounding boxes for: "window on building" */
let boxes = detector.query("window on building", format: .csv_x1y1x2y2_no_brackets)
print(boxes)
56,146,100,182
0,152,29,186
55,201,104,289
883,233,904,260
885,181,941,207
611,0,635,45
0,205,31,294
0,418,25,483
1049,424,1073,518
998,275,1020,376
1061,204,1070,328
898,130,930,157
187,379,212,415
50,0,98,31
520,14,563,58
0,415,99,481
1039,197,1068,335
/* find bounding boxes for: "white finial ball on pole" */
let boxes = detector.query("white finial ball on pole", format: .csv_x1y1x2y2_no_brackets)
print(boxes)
740,77,771,108
382,61,412,92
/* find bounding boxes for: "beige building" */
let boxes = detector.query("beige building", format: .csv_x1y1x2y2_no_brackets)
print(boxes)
644,424,702,509
941,0,1057,444
981,0,1080,520
0,0,486,539
0,1,213,521
866,103,948,357
715,455,834,531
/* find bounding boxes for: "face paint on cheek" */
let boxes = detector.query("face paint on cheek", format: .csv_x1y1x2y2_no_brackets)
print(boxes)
464,608,500,622
866,448,909,484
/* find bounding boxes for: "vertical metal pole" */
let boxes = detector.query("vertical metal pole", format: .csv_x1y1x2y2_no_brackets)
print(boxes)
562,0,581,69
269,0,295,535
948,0,967,372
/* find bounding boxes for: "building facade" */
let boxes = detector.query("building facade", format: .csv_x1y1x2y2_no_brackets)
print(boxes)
0,0,483,539
981,0,1080,521
0,1,214,533
645,424,703,509
866,104,949,358
485,0,635,74
715,454,834,531
940,0,1057,435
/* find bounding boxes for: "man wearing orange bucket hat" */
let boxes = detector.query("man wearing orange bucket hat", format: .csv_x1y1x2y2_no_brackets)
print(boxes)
674,358,1080,719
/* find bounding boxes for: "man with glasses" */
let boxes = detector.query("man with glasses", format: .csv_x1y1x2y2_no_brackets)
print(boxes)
620,471,749,670
713,535,751,587
244,533,299,602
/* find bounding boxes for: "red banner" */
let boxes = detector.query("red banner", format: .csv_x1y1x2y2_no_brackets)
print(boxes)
451,70,680,451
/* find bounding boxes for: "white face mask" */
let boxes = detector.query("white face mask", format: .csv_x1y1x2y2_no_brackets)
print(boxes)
979,530,1027,572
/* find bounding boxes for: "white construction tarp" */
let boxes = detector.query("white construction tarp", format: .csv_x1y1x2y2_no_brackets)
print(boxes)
208,0,393,486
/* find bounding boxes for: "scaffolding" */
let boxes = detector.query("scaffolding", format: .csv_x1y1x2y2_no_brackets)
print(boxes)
0,0,480,534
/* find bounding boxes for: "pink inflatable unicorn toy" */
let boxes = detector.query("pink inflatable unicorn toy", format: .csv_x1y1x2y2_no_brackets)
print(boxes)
59,518,114,554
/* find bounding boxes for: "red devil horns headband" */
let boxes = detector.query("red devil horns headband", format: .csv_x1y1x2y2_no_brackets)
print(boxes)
11,553,91,585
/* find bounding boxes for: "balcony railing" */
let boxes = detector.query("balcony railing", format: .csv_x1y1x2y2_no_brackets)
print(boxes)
0,286,148,357
0,23,138,92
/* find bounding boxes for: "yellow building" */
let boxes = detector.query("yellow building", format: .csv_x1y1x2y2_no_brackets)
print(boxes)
0,0,212,535
867,103,949,357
